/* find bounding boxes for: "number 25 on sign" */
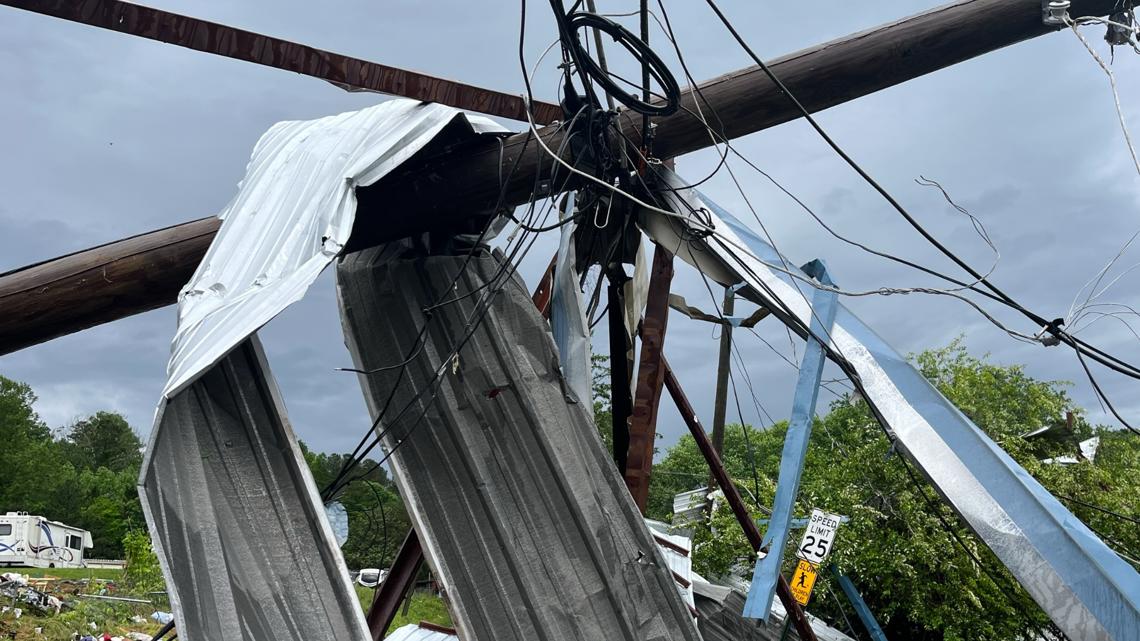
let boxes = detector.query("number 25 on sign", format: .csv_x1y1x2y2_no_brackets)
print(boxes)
797,508,843,565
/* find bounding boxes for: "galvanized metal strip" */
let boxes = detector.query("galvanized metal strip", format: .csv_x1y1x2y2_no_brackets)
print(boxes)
1,0,561,124
828,564,888,641
642,167,1140,641
336,249,703,641
139,336,369,641
743,260,838,620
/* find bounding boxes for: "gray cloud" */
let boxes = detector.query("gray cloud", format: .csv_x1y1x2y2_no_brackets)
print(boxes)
1,0,1137,457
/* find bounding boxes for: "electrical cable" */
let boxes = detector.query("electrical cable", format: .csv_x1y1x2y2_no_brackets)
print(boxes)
547,1,680,116
324,109,592,500
1065,13,1140,176
1054,492,1140,527
694,0,1140,396
151,620,175,641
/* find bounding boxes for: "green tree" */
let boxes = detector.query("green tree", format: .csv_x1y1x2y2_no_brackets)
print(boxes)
650,339,1140,641
591,353,614,450
300,442,410,570
60,411,143,473
122,529,164,593
0,375,74,517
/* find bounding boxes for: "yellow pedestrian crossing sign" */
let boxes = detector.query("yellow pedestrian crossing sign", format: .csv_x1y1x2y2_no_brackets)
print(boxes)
789,559,819,606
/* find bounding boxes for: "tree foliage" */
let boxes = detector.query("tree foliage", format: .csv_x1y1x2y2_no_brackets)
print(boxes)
0,373,409,566
0,377,143,557
59,411,143,473
649,339,1140,641
300,442,410,570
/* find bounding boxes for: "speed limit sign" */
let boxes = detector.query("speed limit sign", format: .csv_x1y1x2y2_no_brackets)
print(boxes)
796,508,843,565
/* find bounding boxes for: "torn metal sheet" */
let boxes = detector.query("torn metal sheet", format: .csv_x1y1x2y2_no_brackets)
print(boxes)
673,488,709,530
641,168,1140,641
337,248,702,641
645,519,696,616
624,239,650,347
139,337,368,641
161,99,505,399
550,193,592,406
668,293,769,327
694,580,854,641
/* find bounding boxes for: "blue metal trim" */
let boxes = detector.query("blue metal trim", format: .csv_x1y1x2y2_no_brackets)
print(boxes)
829,564,888,641
743,260,838,620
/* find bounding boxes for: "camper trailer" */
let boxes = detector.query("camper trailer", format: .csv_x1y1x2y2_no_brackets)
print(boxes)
0,512,93,569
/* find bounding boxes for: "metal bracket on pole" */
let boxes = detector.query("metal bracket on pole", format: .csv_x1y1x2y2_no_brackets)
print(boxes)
743,259,839,620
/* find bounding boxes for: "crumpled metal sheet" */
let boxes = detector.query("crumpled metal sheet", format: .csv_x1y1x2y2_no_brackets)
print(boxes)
641,168,1140,641
336,248,703,641
693,578,854,641
141,100,509,641
161,99,505,399
644,520,696,616
139,336,368,641
746,261,839,620
550,193,592,406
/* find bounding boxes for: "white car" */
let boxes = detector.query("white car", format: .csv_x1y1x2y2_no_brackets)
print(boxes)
356,568,388,588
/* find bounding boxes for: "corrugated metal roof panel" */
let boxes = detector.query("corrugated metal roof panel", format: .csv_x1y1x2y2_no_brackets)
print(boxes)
673,488,708,528
140,337,368,641
337,249,703,641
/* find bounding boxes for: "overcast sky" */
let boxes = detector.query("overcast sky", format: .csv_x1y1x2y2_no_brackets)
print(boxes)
1,0,1137,459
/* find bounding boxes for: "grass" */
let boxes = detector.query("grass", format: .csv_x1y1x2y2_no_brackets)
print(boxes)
2,568,451,639
15,567,123,581
353,585,453,636
0,567,167,640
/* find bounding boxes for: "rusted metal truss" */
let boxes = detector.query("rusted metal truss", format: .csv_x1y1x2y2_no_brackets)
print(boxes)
624,243,675,512
1,0,561,124
366,530,424,640
661,358,819,641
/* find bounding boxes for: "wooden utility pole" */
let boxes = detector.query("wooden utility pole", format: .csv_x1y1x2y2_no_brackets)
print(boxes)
0,0,1121,355
709,285,736,490
0,217,220,354
711,286,736,456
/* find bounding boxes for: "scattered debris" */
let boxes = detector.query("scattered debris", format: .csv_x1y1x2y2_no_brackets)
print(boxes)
0,577,63,615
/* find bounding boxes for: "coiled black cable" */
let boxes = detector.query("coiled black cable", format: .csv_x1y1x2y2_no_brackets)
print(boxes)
566,12,680,116
548,1,680,117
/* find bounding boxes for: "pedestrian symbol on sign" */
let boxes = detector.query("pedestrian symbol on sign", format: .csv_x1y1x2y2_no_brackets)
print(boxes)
789,559,818,606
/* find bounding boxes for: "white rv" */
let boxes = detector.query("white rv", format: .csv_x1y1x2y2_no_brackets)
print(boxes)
0,512,93,569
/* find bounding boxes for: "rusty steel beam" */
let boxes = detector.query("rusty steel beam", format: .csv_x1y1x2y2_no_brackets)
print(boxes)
530,254,558,320
366,529,424,640
623,244,675,512
1,0,561,125
1,0,1123,354
662,357,818,641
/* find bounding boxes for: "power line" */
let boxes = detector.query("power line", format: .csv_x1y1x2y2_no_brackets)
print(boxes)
700,0,1140,436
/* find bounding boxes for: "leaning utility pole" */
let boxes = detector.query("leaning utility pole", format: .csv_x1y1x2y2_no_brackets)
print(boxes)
0,0,1118,355
709,285,736,489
